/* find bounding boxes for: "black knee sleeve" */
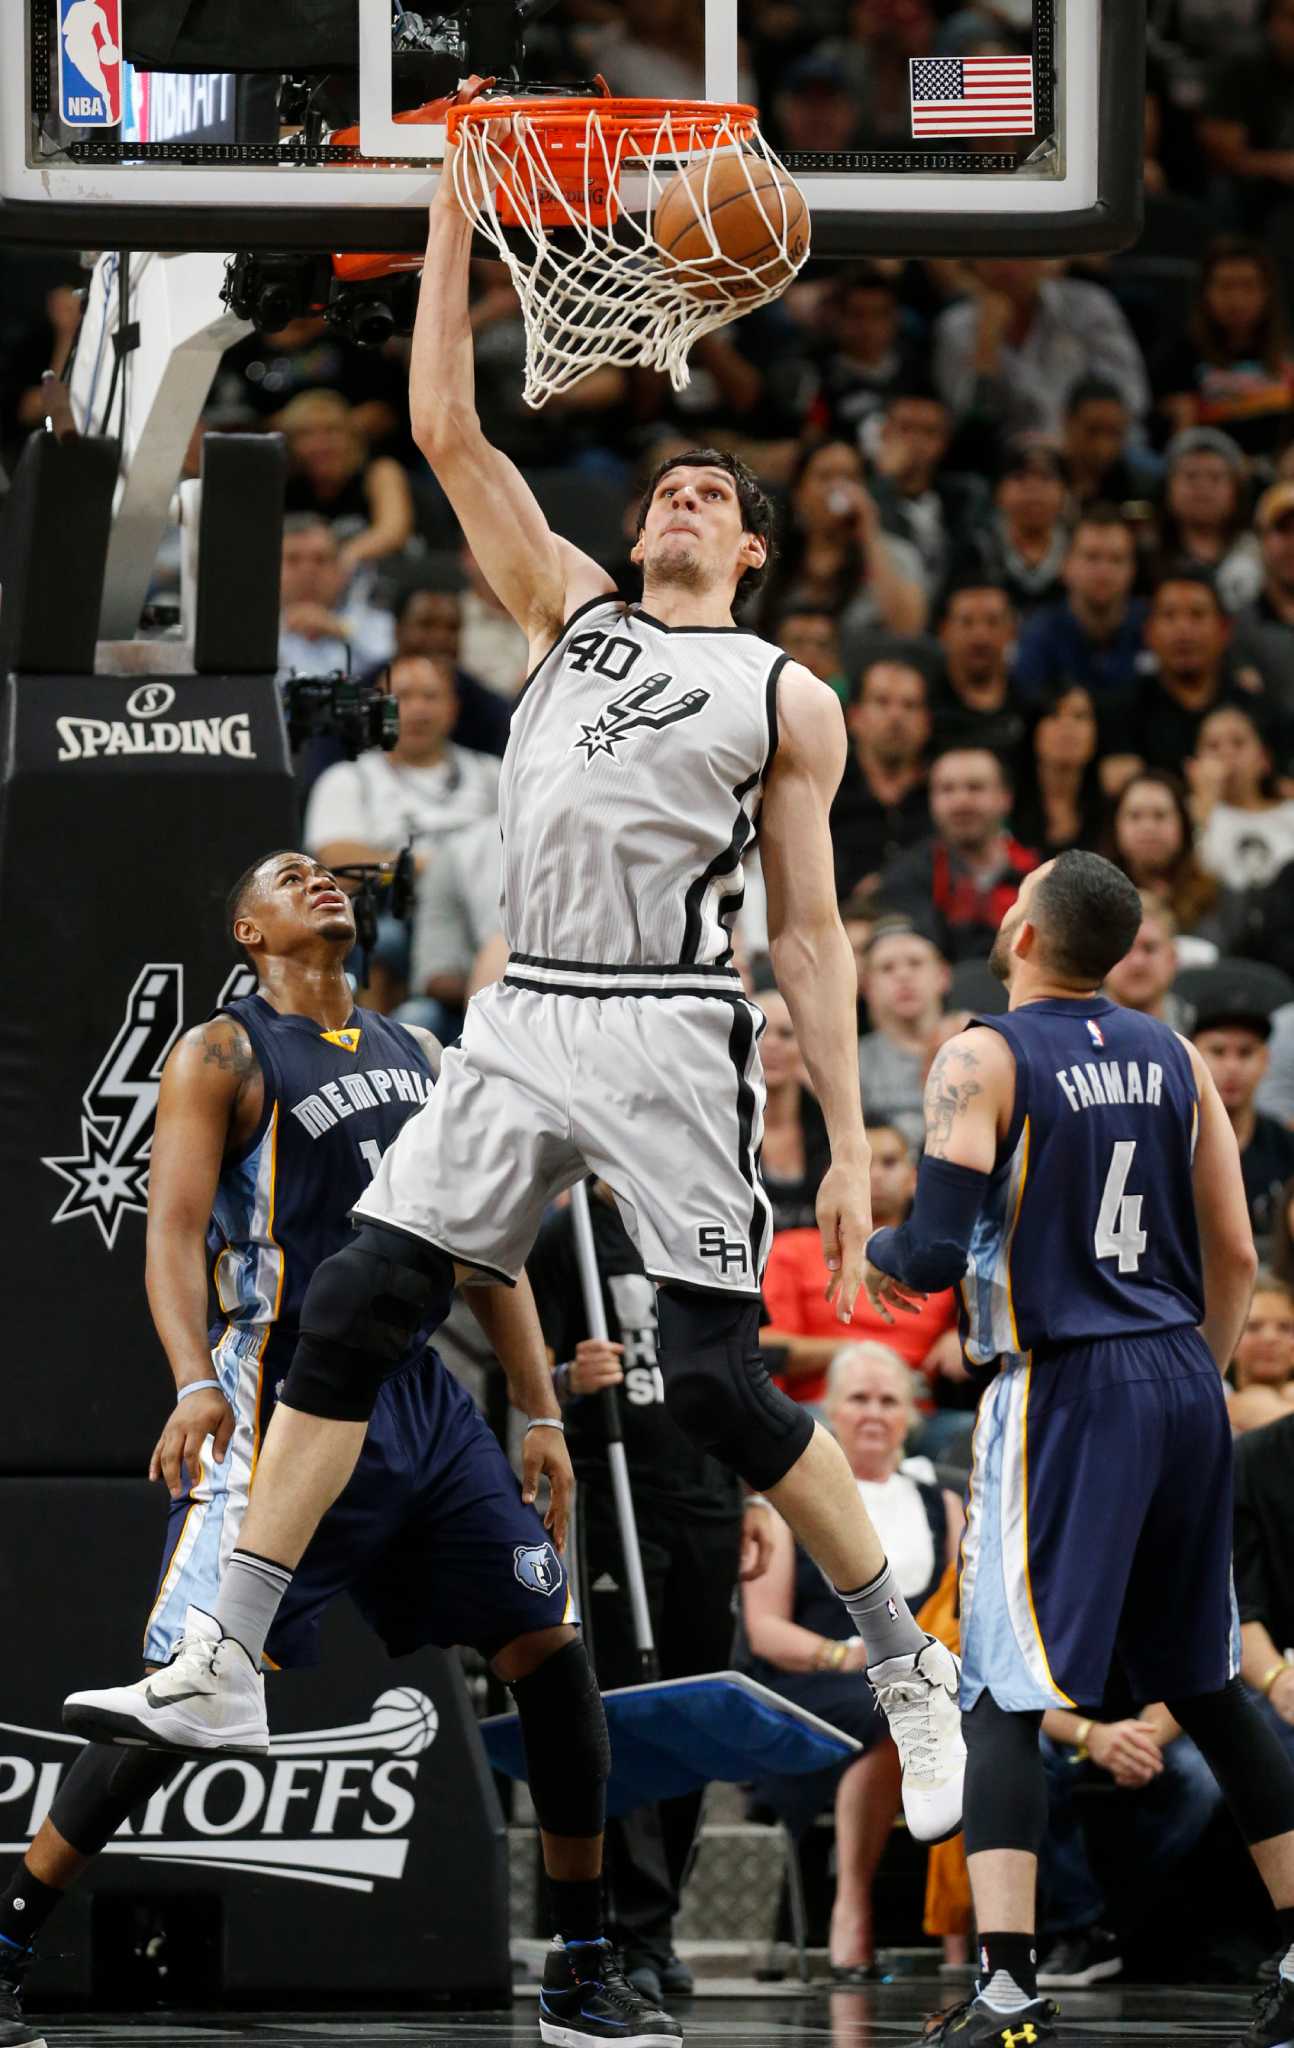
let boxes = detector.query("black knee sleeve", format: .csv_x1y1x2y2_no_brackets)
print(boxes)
282,1224,454,1423
510,1638,610,1839
50,1744,178,1859
656,1284,814,1491
962,1693,1048,1858
1167,1679,1294,1846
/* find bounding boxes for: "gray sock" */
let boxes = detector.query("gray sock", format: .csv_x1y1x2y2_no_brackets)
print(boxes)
836,1560,927,1666
214,1550,294,1668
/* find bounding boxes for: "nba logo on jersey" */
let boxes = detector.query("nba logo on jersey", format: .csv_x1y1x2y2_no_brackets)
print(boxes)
58,0,122,128
1087,1019,1106,1047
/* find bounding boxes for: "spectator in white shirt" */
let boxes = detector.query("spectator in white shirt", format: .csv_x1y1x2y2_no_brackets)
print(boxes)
402,814,505,1039
277,513,395,679
305,654,500,873
934,259,1150,441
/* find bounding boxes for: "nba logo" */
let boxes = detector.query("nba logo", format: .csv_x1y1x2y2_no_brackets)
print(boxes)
58,0,122,128
1087,1019,1105,1047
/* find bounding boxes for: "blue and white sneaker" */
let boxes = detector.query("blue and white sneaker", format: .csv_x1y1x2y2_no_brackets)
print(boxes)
539,1939,682,2047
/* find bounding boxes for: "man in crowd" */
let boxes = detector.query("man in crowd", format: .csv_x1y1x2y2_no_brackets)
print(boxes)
1235,1404,1294,1778
772,606,849,698
808,264,918,447
761,1122,960,1413
869,382,989,599
1102,897,1186,1029
873,746,1039,962
831,654,933,899
856,917,951,1154
933,260,1150,443
931,581,1026,756
1202,0,1294,267
1061,378,1157,514
1234,483,1294,708
1120,571,1263,777
379,575,512,756
959,440,1071,621
277,512,395,677
1014,508,1146,702
1191,973,1294,1257
1034,1691,1224,1991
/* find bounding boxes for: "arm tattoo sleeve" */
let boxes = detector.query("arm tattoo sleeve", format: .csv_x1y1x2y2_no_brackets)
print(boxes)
923,1042,982,1159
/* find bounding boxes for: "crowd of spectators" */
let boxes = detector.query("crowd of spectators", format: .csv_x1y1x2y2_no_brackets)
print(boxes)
7,0,1294,1989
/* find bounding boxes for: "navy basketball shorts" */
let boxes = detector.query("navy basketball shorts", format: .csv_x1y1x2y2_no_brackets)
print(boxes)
959,1325,1240,1713
146,1349,571,1669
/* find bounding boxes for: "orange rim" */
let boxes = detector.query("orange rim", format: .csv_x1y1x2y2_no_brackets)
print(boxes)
446,96,760,149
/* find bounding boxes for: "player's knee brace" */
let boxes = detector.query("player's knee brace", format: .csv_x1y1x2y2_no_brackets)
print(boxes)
962,1693,1048,1859
1167,1678,1294,1844
282,1223,455,1423
656,1284,815,1490
510,1638,609,1839
49,1742,178,1859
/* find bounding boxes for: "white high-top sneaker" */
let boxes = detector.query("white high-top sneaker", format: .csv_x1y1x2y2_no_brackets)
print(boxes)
867,1635,966,1843
63,1607,269,1756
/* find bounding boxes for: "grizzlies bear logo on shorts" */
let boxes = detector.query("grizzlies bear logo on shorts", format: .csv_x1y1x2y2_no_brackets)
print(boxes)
514,1542,563,1597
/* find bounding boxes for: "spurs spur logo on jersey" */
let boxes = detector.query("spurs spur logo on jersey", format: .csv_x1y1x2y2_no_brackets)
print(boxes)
43,964,184,1250
564,627,710,764
0,1690,438,1893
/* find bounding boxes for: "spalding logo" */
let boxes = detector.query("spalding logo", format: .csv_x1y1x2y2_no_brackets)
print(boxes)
125,683,177,718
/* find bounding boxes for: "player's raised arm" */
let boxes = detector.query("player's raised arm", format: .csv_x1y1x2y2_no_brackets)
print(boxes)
410,109,615,647
1182,1037,1259,1369
144,1018,257,1495
761,665,871,1320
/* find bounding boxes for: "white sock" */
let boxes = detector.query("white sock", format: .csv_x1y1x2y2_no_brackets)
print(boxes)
1280,1941,1294,1985
979,1968,1033,2013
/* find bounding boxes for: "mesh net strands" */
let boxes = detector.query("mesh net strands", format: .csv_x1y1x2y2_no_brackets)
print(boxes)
446,95,810,409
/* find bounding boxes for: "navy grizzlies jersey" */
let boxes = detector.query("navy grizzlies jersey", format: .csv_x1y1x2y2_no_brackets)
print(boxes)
210,993,438,1342
962,996,1204,1366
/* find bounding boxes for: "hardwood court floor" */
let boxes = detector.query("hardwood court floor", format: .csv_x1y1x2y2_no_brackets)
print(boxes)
15,1982,1265,2047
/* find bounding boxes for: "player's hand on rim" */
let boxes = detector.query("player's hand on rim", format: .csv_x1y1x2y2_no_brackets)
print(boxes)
817,1160,874,1325
523,1423,574,1555
436,74,500,222
149,1386,235,1501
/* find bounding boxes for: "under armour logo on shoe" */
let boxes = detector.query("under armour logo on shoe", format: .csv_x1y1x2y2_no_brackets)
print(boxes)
1001,2027,1039,2047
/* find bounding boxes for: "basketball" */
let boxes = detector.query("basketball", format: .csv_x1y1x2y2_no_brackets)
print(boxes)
653,154,809,304
370,1685,440,1756
98,42,119,64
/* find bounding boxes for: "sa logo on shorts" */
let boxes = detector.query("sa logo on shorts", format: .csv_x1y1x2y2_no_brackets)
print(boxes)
514,1542,563,1596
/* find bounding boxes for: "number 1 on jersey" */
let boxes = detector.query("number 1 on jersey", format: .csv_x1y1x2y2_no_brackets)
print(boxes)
1094,1139,1148,1273
359,1138,383,1180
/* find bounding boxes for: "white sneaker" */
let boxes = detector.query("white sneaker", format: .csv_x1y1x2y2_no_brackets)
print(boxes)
867,1635,965,1843
63,1607,269,1755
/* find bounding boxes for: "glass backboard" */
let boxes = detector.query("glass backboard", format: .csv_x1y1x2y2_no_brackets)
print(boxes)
0,0,1143,257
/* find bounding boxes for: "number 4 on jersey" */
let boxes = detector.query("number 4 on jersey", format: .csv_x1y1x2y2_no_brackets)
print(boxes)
1094,1139,1148,1273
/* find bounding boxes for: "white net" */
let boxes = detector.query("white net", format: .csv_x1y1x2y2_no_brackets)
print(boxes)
449,98,810,410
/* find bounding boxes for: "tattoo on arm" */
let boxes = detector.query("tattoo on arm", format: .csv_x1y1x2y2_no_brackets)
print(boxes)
199,1023,257,1081
923,1042,982,1159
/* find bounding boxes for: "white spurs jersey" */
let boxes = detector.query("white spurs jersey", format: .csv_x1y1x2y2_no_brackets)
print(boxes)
499,598,786,988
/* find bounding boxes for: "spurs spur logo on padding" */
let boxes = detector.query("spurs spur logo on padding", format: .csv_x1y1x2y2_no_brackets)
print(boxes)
0,1690,437,1893
513,1543,563,1596
573,673,710,764
43,964,185,1250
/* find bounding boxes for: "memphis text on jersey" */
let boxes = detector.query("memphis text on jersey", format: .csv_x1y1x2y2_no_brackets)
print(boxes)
289,1064,432,1141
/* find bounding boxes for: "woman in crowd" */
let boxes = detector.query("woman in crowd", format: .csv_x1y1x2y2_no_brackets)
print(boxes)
1190,701,1294,892
758,438,927,643
754,986,831,1236
279,388,414,575
1228,1273,1294,1432
740,1345,963,1982
1155,428,1263,612
1104,768,1238,954
1154,238,1294,458
1011,682,1105,855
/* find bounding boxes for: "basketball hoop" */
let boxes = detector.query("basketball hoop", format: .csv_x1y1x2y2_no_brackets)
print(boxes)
446,92,811,410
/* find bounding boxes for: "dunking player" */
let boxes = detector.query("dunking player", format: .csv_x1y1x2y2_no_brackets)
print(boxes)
67,130,967,1872
39,853,681,2048
861,850,1294,2048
